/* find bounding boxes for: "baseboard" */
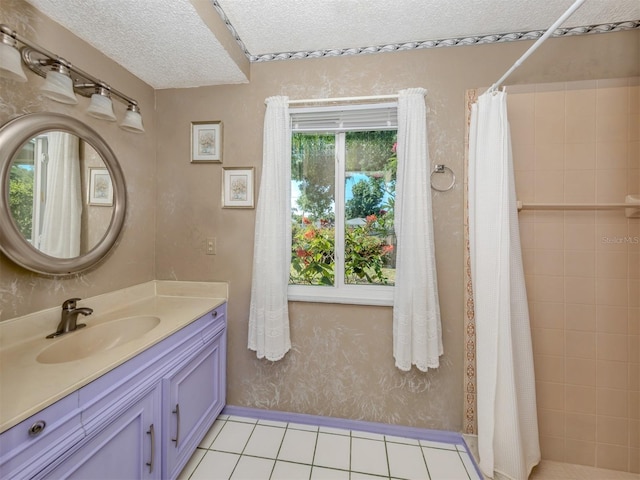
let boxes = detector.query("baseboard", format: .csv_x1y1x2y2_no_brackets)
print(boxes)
223,405,461,445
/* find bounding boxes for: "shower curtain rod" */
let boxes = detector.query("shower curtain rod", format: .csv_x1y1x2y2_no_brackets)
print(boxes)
287,93,400,105
489,0,586,92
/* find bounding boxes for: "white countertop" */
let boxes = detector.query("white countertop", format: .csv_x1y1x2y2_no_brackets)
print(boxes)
0,281,227,433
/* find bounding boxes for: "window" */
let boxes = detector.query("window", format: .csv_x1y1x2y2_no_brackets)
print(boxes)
288,103,397,305
9,136,48,247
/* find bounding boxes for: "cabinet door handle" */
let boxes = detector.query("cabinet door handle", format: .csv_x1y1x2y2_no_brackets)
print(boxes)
212,310,218,318
172,403,180,447
146,423,155,474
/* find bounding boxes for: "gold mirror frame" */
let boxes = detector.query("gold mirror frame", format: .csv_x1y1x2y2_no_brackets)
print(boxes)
0,113,126,275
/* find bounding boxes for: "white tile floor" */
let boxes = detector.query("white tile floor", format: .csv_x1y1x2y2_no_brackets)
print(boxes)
178,414,482,480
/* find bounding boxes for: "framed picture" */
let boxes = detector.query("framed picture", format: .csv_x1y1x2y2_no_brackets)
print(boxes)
222,167,254,208
191,121,223,162
88,167,113,206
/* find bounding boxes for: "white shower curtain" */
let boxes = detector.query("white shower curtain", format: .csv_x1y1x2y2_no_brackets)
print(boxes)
468,90,540,480
393,88,443,372
39,132,81,258
248,95,292,361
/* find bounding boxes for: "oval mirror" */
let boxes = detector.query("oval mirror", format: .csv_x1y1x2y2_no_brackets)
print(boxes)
0,113,126,275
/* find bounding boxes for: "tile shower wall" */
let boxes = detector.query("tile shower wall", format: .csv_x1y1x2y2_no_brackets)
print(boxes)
508,78,639,473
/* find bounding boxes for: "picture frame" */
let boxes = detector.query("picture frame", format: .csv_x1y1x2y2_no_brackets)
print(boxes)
88,167,113,206
191,121,223,163
222,167,254,208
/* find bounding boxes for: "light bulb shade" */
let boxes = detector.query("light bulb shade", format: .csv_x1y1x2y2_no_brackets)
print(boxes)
40,69,77,104
87,93,116,121
0,40,27,82
120,107,144,133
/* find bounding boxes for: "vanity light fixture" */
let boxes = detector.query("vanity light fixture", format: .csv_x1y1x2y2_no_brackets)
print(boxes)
0,24,144,133
87,87,116,121
120,104,145,133
0,31,27,82
40,62,78,104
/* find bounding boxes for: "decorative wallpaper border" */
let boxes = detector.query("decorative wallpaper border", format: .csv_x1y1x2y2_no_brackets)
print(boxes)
210,2,639,64
211,0,252,59
248,21,640,63
463,89,479,435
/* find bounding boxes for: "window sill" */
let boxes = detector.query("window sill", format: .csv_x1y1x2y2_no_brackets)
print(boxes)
288,285,394,306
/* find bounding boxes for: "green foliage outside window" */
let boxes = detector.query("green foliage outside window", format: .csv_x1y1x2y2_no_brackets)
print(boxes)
291,134,335,221
291,218,335,285
290,131,397,286
345,177,385,220
291,214,395,285
8,165,34,240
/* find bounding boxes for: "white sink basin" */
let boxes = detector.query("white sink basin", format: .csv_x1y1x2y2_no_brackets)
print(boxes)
37,316,161,364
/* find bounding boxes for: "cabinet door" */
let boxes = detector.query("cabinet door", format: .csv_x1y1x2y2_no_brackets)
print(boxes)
163,332,225,479
41,386,161,480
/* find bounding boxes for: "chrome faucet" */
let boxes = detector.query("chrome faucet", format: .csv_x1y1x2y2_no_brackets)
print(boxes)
46,298,93,339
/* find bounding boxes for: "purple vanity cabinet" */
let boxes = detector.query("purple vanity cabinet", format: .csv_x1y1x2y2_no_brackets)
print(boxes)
0,303,226,480
163,312,226,478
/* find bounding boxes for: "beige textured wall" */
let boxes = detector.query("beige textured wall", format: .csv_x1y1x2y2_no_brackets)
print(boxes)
510,78,640,473
155,31,639,431
0,0,156,320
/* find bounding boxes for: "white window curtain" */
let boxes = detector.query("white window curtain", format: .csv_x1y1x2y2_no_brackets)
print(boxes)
393,87,443,372
248,95,292,361
39,132,81,258
468,90,540,480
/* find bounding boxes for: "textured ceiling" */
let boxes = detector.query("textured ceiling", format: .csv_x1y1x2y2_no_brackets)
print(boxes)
24,0,249,89
23,0,640,89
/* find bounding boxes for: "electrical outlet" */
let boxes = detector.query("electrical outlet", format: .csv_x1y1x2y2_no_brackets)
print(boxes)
206,237,216,255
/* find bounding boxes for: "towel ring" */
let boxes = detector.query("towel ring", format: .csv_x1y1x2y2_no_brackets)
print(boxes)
430,164,455,192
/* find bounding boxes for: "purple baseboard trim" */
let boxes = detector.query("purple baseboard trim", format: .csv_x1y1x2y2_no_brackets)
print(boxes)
221,405,483,479
222,405,460,444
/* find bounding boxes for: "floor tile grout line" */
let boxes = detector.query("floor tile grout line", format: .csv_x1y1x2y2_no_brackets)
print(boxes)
349,432,353,479
456,448,474,480
383,434,392,479
186,418,228,480
420,439,433,480
184,448,206,480
266,422,289,480
419,441,460,452
348,429,392,479
227,420,258,479
266,455,277,480
348,434,393,478
205,417,228,449
308,425,320,479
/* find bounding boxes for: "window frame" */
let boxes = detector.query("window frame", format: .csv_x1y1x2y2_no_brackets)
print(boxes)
288,121,396,307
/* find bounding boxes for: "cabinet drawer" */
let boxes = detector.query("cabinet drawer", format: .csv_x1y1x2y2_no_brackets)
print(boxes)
200,304,226,344
0,393,83,480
